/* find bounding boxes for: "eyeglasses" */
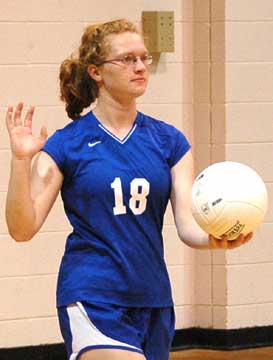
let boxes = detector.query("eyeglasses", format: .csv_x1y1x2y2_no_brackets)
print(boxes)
97,54,153,67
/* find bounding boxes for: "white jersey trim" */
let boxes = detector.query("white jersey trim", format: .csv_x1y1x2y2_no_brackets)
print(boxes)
98,123,137,144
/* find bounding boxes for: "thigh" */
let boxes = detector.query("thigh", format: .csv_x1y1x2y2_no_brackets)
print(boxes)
79,348,146,360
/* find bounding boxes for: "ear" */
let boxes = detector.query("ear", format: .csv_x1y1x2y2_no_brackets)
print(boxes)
87,64,102,82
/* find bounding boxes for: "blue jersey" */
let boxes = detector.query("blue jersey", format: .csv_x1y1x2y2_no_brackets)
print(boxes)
43,111,190,308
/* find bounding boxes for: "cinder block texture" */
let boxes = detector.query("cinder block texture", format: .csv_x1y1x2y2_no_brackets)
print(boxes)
212,0,273,21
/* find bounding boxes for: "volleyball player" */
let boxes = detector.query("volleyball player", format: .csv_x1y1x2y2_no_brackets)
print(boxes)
5,19,252,360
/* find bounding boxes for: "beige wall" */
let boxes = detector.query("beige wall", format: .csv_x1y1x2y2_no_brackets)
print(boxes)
194,0,273,329
211,0,273,329
0,0,272,349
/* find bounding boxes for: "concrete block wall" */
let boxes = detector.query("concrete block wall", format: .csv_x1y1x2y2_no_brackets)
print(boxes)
211,0,273,329
193,0,213,328
194,0,273,329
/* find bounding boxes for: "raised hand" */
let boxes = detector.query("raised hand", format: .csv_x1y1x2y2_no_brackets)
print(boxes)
6,102,48,160
209,232,253,250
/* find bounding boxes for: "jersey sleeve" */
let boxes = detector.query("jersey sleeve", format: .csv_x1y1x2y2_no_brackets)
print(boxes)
42,130,66,174
169,128,191,168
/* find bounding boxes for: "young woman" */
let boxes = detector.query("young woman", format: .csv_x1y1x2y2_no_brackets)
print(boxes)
5,19,252,360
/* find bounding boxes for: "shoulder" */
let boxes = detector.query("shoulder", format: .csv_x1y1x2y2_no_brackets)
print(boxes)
53,111,94,140
138,112,191,167
42,111,97,173
139,112,181,135
44,111,98,149
138,112,190,146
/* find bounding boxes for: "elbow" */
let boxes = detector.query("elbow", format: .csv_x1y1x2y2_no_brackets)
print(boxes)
11,234,34,242
9,231,35,242
6,214,37,242
7,225,36,242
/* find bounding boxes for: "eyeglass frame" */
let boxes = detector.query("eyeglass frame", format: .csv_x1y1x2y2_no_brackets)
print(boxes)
96,54,153,67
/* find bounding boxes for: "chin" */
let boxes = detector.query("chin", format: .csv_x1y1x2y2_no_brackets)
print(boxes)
132,85,147,97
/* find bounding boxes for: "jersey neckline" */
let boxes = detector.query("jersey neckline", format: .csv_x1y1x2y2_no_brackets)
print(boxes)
90,111,142,145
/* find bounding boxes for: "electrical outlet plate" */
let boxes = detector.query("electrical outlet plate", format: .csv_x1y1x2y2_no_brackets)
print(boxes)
142,11,174,53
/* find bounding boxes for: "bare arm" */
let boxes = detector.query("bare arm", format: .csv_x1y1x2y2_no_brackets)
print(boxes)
170,150,252,250
5,103,63,241
170,150,210,249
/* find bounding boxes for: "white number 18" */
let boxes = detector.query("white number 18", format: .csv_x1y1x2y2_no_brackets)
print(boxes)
111,177,150,215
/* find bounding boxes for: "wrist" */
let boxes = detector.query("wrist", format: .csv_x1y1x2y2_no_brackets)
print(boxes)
11,154,33,162
202,233,211,249
10,155,33,170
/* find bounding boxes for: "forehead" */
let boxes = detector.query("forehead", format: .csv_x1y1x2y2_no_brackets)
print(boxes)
105,32,147,55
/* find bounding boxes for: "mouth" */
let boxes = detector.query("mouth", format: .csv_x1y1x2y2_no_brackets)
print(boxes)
131,78,146,83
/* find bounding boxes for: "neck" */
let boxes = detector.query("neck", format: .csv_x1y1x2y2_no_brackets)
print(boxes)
93,95,137,130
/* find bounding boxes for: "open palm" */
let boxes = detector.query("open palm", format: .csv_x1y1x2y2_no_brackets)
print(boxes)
6,102,48,160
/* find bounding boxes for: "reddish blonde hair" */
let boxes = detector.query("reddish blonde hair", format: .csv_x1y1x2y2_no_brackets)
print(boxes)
59,19,138,119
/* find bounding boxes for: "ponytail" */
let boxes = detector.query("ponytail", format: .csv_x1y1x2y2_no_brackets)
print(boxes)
59,59,98,120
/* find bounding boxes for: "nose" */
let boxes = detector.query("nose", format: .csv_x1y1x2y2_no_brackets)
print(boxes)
133,57,146,71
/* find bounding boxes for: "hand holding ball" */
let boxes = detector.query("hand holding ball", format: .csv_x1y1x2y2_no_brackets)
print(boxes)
191,162,268,240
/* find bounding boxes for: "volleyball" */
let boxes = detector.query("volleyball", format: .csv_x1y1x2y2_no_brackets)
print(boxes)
191,161,268,240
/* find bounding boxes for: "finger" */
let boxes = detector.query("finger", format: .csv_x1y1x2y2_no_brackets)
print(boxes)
236,233,244,242
243,232,253,244
209,234,218,248
209,234,225,249
228,239,242,249
39,125,48,142
24,105,35,128
227,234,244,249
5,106,14,133
14,102,24,126
219,234,229,249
